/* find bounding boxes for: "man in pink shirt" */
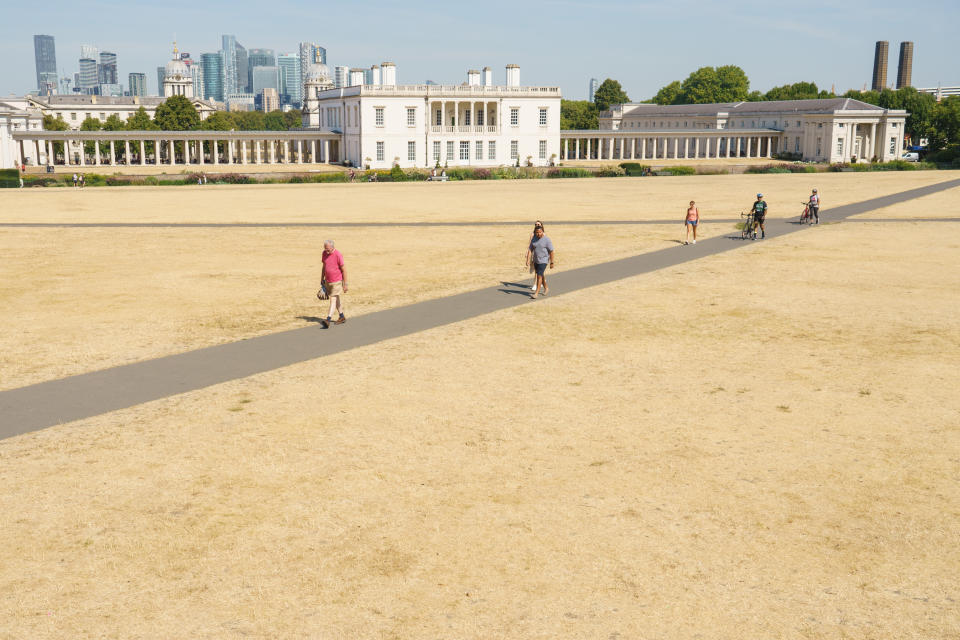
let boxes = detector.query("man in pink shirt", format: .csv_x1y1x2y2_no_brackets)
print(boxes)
320,240,348,328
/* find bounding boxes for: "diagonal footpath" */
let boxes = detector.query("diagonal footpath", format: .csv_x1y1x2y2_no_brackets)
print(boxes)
2,178,959,440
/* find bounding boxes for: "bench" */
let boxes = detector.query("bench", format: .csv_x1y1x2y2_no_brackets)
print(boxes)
653,170,673,176
428,175,449,181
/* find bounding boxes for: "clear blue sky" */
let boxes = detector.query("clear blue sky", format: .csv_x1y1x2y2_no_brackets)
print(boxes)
2,0,957,99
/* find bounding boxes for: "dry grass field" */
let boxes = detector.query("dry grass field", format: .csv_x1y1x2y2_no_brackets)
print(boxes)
0,173,958,638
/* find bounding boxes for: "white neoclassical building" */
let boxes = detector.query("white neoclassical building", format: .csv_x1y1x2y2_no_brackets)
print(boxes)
561,98,908,163
303,63,562,168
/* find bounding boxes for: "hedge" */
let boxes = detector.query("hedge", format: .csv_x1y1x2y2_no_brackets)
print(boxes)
0,168,19,188
618,162,649,176
662,166,696,176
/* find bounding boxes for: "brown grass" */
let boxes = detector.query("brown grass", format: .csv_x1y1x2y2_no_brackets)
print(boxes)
0,176,958,638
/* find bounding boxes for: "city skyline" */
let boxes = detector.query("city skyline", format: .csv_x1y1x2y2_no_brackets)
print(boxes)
3,0,958,100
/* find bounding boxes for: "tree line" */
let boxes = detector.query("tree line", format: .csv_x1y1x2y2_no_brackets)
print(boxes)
43,95,303,135
561,67,960,153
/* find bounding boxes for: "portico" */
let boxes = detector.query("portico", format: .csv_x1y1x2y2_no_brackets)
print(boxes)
560,130,778,161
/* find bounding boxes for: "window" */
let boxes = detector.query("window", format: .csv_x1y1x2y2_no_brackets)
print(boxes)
459,141,469,160
464,110,471,126
836,138,843,155
70,112,77,121
100,112,105,120
891,122,898,129
510,107,519,126
408,141,416,161
838,123,844,129
539,107,547,126
477,110,484,126
433,140,441,162
817,123,822,128
816,137,822,156
375,107,384,126
407,107,416,126
488,140,496,159
475,140,483,159
510,140,518,159
376,141,385,161
889,137,896,154
435,109,442,126
446,141,454,160
539,140,547,159
797,121,801,127
795,137,801,153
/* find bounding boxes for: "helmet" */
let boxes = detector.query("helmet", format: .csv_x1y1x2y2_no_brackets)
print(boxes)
812,188,818,192
757,193,763,198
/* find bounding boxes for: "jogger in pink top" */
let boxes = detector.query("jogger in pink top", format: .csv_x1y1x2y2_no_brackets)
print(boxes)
684,201,700,245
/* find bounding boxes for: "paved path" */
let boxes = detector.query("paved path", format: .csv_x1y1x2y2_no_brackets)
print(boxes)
1,218,958,229
2,178,958,440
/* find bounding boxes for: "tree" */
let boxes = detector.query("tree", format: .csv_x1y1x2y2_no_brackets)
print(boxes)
125,106,158,131
199,111,235,131
232,111,267,130
153,95,200,131
264,111,288,131
763,81,820,101
929,96,960,150
560,99,598,130
652,81,683,105
282,109,302,129
80,116,102,158
680,65,749,104
593,78,630,112
102,114,125,131
42,114,69,160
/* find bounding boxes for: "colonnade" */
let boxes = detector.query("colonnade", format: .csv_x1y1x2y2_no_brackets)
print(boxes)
13,134,341,168
560,134,779,161
429,100,500,133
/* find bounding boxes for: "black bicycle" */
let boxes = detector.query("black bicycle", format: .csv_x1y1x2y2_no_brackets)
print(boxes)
740,211,756,240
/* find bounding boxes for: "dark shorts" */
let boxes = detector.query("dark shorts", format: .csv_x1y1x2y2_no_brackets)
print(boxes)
754,213,766,224
534,262,548,276
686,219,698,226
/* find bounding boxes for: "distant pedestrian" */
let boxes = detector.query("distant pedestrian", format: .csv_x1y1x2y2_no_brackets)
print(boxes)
808,188,820,224
527,220,544,290
72,173,78,188
526,225,555,299
319,240,348,328
19,175,24,188
749,193,767,239
79,173,85,188
684,200,700,244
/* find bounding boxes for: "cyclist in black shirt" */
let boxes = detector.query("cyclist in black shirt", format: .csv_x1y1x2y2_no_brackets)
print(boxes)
750,193,768,240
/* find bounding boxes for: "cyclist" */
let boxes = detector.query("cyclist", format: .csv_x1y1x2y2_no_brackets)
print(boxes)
750,193,767,239
808,188,820,224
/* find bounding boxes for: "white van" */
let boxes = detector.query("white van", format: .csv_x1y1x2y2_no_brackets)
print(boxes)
901,152,920,162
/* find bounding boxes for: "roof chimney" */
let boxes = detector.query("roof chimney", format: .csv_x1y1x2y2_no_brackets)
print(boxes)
483,66,492,87
381,62,396,85
467,69,480,85
505,64,520,87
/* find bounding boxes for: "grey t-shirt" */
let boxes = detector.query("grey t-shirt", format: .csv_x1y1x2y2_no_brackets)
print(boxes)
529,235,554,265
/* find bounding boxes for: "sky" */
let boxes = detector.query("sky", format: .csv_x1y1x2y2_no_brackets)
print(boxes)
2,0,957,100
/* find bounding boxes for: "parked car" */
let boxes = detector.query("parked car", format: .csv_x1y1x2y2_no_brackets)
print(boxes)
901,152,921,162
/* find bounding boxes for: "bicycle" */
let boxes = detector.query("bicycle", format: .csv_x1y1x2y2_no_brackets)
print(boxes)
799,202,814,224
740,211,756,240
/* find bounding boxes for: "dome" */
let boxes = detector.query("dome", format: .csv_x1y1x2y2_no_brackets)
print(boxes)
165,58,190,80
305,62,331,84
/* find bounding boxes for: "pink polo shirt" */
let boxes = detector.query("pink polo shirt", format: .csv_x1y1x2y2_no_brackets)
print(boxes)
322,249,344,283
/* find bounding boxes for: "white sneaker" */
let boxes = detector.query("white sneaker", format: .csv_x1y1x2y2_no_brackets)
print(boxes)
692,240,696,244
530,285,536,291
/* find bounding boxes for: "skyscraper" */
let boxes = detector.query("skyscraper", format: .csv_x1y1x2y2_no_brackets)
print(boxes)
298,43,326,98
128,72,146,96
278,53,302,106
897,41,914,89
192,64,205,99
247,48,276,92
252,65,279,96
201,53,224,102
334,65,348,89
236,43,249,93
156,67,165,96
221,35,238,97
79,57,99,94
98,51,118,85
589,77,599,102
80,45,99,60
872,41,889,92
33,35,58,95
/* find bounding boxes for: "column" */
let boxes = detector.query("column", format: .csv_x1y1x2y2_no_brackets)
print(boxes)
640,138,646,160
199,141,205,165
123,140,130,165
107,140,114,166
869,122,877,160
746,137,753,158
168,140,175,165
92,141,100,165
683,138,689,158
323,140,329,164
694,138,700,159
563,139,568,160
575,138,580,159
242,140,248,165
269,140,276,163
586,138,591,159
256,140,262,164
672,138,678,159
766,136,772,158
16,140,24,168
725,137,731,158
311,140,317,163
228,140,234,164
183,141,191,166
47,140,54,166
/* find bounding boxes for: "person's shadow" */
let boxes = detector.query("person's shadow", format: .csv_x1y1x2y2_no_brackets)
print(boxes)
297,316,327,324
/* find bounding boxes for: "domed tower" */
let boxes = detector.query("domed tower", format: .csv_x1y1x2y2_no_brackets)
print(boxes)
163,42,194,98
302,62,334,128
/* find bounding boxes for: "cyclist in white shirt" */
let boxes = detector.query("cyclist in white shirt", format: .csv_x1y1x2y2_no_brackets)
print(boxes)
808,188,820,224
